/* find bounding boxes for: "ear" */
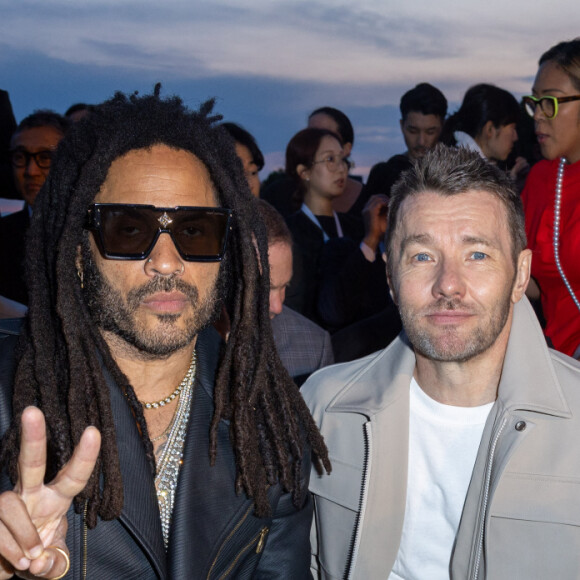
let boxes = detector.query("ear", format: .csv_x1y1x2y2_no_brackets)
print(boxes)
511,249,532,304
297,163,310,181
483,120,496,139
343,142,353,157
399,119,404,132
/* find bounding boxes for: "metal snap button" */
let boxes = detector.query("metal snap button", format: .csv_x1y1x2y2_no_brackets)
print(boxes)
515,421,526,432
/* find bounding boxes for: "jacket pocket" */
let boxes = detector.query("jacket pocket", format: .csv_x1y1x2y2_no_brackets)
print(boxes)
486,473,580,578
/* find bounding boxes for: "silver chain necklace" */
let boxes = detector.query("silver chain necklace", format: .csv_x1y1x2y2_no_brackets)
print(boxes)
154,350,197,548
553,157,580,313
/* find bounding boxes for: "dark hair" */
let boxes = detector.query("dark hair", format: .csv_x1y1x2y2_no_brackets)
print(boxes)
256,199,293,246
221,122,265,170
386,144,526,279
539,37,580,92
442,84,520,145
285,127,342,205
1,86,329,528
308,106,354,146
14,109,70,137
400,83,448,121
65,103,95,119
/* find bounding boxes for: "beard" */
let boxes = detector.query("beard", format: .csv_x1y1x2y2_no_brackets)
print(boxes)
82,254,220,357
399,292,512,364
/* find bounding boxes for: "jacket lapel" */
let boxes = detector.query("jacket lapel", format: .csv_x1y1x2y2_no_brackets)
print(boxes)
328,336,416,577
106,364,167,578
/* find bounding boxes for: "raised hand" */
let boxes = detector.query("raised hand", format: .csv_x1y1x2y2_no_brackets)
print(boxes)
0,406,101,579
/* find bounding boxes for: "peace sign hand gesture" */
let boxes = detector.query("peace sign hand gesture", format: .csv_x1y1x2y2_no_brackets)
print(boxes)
0,406,101,579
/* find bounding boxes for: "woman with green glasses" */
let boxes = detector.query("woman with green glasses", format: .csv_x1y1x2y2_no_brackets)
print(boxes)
522,38,580,359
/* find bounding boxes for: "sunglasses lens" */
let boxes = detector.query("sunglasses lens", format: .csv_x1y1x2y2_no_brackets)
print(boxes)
172,212,229,259
92,205,230,261
99,206,156,258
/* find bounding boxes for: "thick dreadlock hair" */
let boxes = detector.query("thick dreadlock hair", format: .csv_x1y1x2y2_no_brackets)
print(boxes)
0,86,330,528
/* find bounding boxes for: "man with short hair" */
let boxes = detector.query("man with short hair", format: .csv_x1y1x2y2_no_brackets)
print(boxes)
304,145,580,578
0,90,328,579
364,83,447,199
257,199,334,386
0,110,69,304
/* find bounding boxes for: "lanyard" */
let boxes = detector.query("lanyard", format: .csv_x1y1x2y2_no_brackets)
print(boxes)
300,203,344,242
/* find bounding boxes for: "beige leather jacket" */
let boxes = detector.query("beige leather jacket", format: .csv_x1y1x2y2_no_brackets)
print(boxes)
303,298,580,579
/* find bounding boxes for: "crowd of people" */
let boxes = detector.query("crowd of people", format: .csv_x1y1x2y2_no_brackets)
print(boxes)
0,36,579,579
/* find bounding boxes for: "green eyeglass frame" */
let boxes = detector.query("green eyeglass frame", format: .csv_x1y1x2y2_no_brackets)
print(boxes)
522,94,580,119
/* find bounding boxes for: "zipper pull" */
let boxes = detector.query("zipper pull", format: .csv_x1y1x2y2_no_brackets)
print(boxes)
256,527,269,554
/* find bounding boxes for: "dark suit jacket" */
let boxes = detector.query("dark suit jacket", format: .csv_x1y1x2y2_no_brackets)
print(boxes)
271,305,334,386
0,324,313,579
0,207,29,304
285,209,363,325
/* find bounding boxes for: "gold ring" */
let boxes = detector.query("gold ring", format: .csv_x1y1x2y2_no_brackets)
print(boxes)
47,546,70,580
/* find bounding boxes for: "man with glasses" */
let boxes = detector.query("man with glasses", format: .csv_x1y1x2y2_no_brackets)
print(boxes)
0,110,69,304
0,89,328,579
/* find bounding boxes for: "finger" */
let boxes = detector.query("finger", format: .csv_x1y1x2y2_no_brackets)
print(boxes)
17,407,48,494
28,544,70,579
0,495,43,568
50,426,101,499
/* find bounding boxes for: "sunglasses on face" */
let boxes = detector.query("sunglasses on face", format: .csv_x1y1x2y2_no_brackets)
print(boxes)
85,203,233,261
522,94,580,119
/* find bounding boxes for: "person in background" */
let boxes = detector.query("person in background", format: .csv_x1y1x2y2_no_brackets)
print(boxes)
283,127,361,322
522,37,580,359
221,122,264,198
257,199,334,386
65,102,94,122
0,89,17,199
262,107,361,217
363,83,447,202
442,83,529,181
307,106,362,214
0,110,69,304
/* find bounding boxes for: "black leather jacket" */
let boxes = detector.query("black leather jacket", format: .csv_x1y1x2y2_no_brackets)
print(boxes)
0,322,313,579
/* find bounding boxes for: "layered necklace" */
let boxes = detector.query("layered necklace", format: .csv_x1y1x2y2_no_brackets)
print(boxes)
553,157,580,313
141,350,197,549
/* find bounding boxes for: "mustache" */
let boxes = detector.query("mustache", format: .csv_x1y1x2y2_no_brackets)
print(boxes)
425,298,470,314
126,276,199,311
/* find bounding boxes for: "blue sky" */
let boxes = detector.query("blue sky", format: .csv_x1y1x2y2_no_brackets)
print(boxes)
1,0,578,179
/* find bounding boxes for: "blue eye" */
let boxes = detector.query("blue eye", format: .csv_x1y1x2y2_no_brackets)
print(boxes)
415,253,430,262
471,251,487,260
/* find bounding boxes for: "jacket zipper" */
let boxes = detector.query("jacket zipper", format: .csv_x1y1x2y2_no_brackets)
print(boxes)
82,501,88,580
206,504,253,579
346,421,372,579
216,526,269,580
472,416,507,580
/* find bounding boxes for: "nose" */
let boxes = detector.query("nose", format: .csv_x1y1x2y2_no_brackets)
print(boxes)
533,102,545,122
143,232,185,277
24,156,42,176
432,257,465,299
269,288,285,319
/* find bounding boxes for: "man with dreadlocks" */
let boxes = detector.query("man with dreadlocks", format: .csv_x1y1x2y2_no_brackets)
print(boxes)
0,87,329,579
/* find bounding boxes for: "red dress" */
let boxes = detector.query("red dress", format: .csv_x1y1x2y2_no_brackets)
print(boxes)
522,158,580,356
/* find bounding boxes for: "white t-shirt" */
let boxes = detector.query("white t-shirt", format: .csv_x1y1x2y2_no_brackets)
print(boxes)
389,378,494,580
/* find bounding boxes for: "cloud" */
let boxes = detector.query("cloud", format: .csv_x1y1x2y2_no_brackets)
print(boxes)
2,0,577,102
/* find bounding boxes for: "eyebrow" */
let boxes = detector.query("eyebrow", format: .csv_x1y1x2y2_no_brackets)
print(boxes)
532,87,567,96
399,233,498,257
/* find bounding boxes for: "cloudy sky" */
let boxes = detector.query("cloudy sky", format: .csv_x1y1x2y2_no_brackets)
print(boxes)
1,0,578,178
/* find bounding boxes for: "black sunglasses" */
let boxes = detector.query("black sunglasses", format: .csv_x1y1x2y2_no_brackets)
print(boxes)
85,203,233,262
